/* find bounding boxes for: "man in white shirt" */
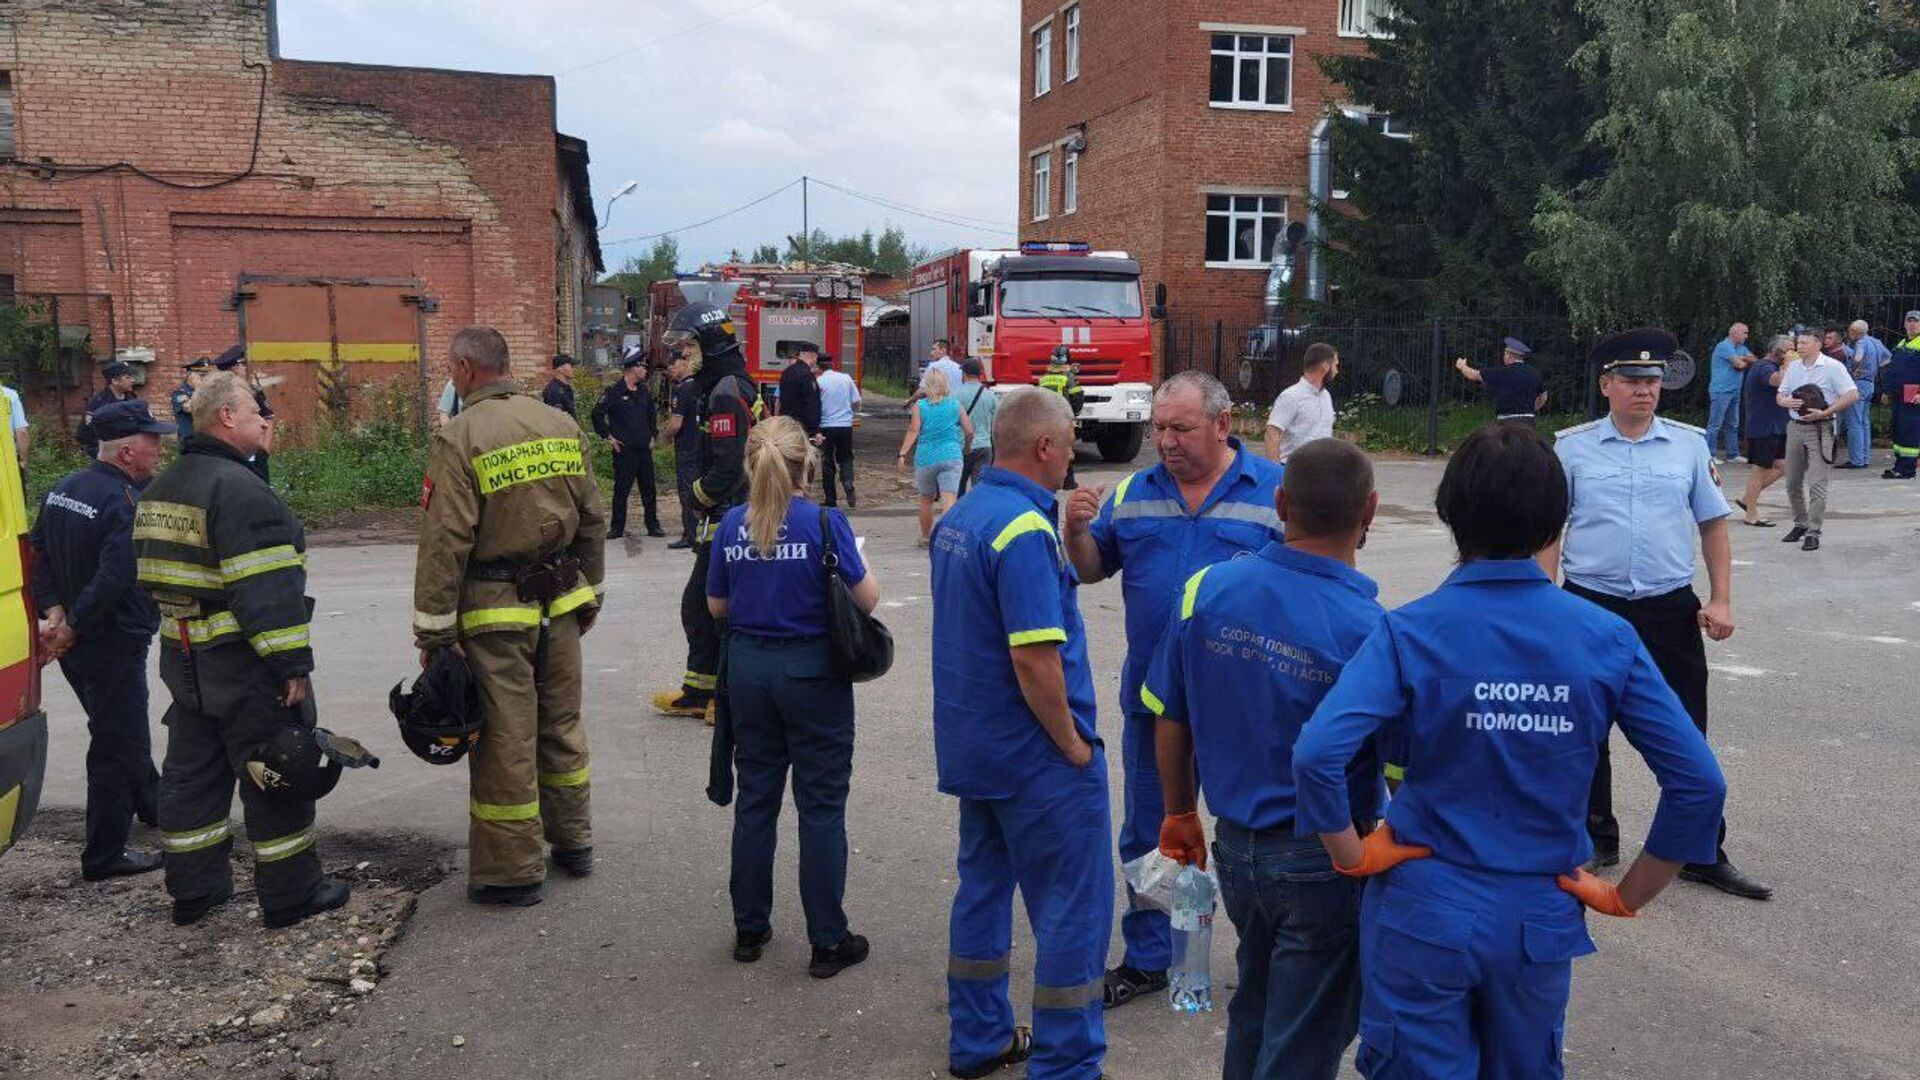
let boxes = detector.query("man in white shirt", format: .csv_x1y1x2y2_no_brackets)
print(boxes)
2,381,28,467
919,340,965,403
1777,331,1859,551
1263,342,1339,462
816,353,862,509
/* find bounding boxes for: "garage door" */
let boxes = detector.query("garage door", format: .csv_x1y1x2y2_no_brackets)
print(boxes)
238,277,428,429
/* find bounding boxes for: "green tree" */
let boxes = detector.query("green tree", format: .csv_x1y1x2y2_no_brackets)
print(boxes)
1320,0,1606,314
599,235,679,295
1532,0,1920,336
749,244,782,263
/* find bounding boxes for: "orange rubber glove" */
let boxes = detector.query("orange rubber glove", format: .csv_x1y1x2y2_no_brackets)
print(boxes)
1556,867,1637,918
1158,811,1208,870
1333,823,1432,878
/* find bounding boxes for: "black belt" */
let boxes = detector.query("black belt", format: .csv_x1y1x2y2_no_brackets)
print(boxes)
465,560,526,583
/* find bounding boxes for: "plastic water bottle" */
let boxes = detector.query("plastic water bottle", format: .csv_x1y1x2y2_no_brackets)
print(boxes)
1167,864,1216,1013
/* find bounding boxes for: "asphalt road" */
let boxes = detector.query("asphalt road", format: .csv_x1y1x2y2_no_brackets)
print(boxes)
29,438,1920,1080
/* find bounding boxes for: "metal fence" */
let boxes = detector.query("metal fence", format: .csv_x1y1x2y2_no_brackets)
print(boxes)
862,321,911,392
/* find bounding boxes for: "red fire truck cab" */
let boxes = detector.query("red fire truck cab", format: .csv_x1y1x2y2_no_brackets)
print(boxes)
645,265,866,405
908,242,1158,463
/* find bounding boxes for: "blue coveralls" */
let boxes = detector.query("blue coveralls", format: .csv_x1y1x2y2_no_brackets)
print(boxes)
1887,336,1920,478
1140,544,1386,1080
1087,440,1284,973
932,467,1112,1080
1293,560,1727,1080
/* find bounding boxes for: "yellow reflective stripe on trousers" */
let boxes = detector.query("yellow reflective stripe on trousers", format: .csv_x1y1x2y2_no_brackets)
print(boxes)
1180,566,1211,620
1140,684,1166,716
470,437,586,496
547,584,597,618
252,826,315,863
538,766,590,788
183,611,242,645
683,670,718,690
219,544,304,584
250,624,312,657
138,557,223,590
470,798,541,822
990,510,1058,553
163,820,232,852
459,606,542,633
1007,627,1067,647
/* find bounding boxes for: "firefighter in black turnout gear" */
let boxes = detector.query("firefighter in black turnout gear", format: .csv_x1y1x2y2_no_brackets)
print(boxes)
133,371,351,928
652,301,755,720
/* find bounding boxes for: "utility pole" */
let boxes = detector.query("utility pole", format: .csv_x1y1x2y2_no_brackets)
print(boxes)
801,175,810,269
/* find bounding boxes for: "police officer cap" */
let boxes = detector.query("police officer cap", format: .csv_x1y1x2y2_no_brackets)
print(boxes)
212,344,247,370
1592,327,1678,378
101,360,132,380
621,351,647,369
90,399,176,439
1502,337,1533,356
552,353,575,370
185,356,212,372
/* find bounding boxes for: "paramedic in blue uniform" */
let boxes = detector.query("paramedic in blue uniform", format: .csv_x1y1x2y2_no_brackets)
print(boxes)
933,386,1111,1080
1550,327,1769,901
30,400,172,880
1142,437,1385,1080
1293,422,1729,1080
1062,369,1285,1010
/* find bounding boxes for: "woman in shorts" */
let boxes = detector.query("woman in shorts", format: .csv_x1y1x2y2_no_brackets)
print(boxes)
897,367,973,546
1736,334,1791,527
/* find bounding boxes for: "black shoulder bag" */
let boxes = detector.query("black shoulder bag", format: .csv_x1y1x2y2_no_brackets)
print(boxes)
817,506,893,682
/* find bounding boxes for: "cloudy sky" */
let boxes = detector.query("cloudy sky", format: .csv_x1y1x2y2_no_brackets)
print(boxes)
276,0,1021,270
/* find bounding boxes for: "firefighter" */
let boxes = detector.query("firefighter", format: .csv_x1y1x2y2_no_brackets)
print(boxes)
1038,345,1084,490
1883,310,1920,481
75,360,139,452
652,301,756,720
132,370,349,928
211,345,275,482
412,326,607,906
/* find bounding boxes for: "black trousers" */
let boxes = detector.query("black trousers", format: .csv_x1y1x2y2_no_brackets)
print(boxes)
156,642,324,916
959,447,991,495
678,539,722,700
1565,582,1728,863
676,461,700,544
820,427,855,507
58,635,159,874
610,447,660,535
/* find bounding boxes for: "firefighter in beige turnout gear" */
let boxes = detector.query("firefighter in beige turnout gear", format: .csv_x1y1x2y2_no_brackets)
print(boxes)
413,326,608,906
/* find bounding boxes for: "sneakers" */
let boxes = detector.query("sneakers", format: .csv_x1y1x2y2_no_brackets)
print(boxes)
264,878,351,929
551,846,594,878
652,689,711,719
809,933,870,979
467,882,544,907
734,928,772,963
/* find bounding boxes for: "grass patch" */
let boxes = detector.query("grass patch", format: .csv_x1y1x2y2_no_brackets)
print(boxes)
861,373,910,400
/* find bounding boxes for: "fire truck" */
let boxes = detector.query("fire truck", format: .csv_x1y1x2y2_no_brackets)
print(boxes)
908,241,1158,463
645,264,866,405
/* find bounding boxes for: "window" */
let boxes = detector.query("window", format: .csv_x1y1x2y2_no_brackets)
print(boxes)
1205,194,1288,266
1208,34,1292,110
0,72,13,160
1000,274,1142,318
1062,150,1078,214
1032,151,1052,221
1033,23,1053,97
1340,0,1394,37
1064,5,1081,81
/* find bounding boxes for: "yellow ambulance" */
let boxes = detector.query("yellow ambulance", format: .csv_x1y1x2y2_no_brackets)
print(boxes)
0,390,46,858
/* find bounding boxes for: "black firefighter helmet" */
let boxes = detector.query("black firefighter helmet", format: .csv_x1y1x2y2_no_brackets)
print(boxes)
390,647,482,765
662,300,740,359
243,726,379,803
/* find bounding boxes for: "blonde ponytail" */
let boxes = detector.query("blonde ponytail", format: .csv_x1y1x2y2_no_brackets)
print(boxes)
745,415,815,555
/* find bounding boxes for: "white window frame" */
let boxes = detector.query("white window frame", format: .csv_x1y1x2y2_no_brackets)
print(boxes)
1339,0,1395,38
1032,150,1053,222
1207,32,1294,113
1062,149,1078,215
1063,4,1081,82
1203,192,1290,269
1033,20,1054,98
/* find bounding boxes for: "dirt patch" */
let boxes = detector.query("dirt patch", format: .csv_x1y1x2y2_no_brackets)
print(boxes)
0,808,455,1080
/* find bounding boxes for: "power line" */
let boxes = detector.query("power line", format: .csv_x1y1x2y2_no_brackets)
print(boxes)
600,178,803,247
809,177,1016,233
558,0,778,77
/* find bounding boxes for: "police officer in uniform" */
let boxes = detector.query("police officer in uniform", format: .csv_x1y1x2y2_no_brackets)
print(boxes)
413,326,607,906
932,387,1112,1080
1061,370,1285,1009
1884,310,1920,480
542,353,578,418
76,359,139,451
665,352,701,550
170,357,210,443
31,400,171,880
1551,328,1770,900
651,302,756,720
133,371,349,927
211,345,275,481
1292,423,1728,1080
1454,337,1547,426
591,352,664,540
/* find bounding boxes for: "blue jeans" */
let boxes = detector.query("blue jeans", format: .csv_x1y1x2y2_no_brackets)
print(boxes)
725,634,855,947
1214,822,1362,1080
1706,391,1740,458
1846,379,1875,466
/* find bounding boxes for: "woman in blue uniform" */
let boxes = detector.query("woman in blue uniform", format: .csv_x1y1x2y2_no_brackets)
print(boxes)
708,416,881,978
1292,423,1727,1079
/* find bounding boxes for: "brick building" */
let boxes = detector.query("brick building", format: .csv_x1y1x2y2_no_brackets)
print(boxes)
0,0,602,433
1018,0,1396,344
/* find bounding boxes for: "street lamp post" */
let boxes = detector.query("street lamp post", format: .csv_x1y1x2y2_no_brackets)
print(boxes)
602,180,639,231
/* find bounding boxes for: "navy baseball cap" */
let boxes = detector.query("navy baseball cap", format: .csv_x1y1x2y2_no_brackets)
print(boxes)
90,399,176,439
1592,327,1678,378
1502,337,1533,356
